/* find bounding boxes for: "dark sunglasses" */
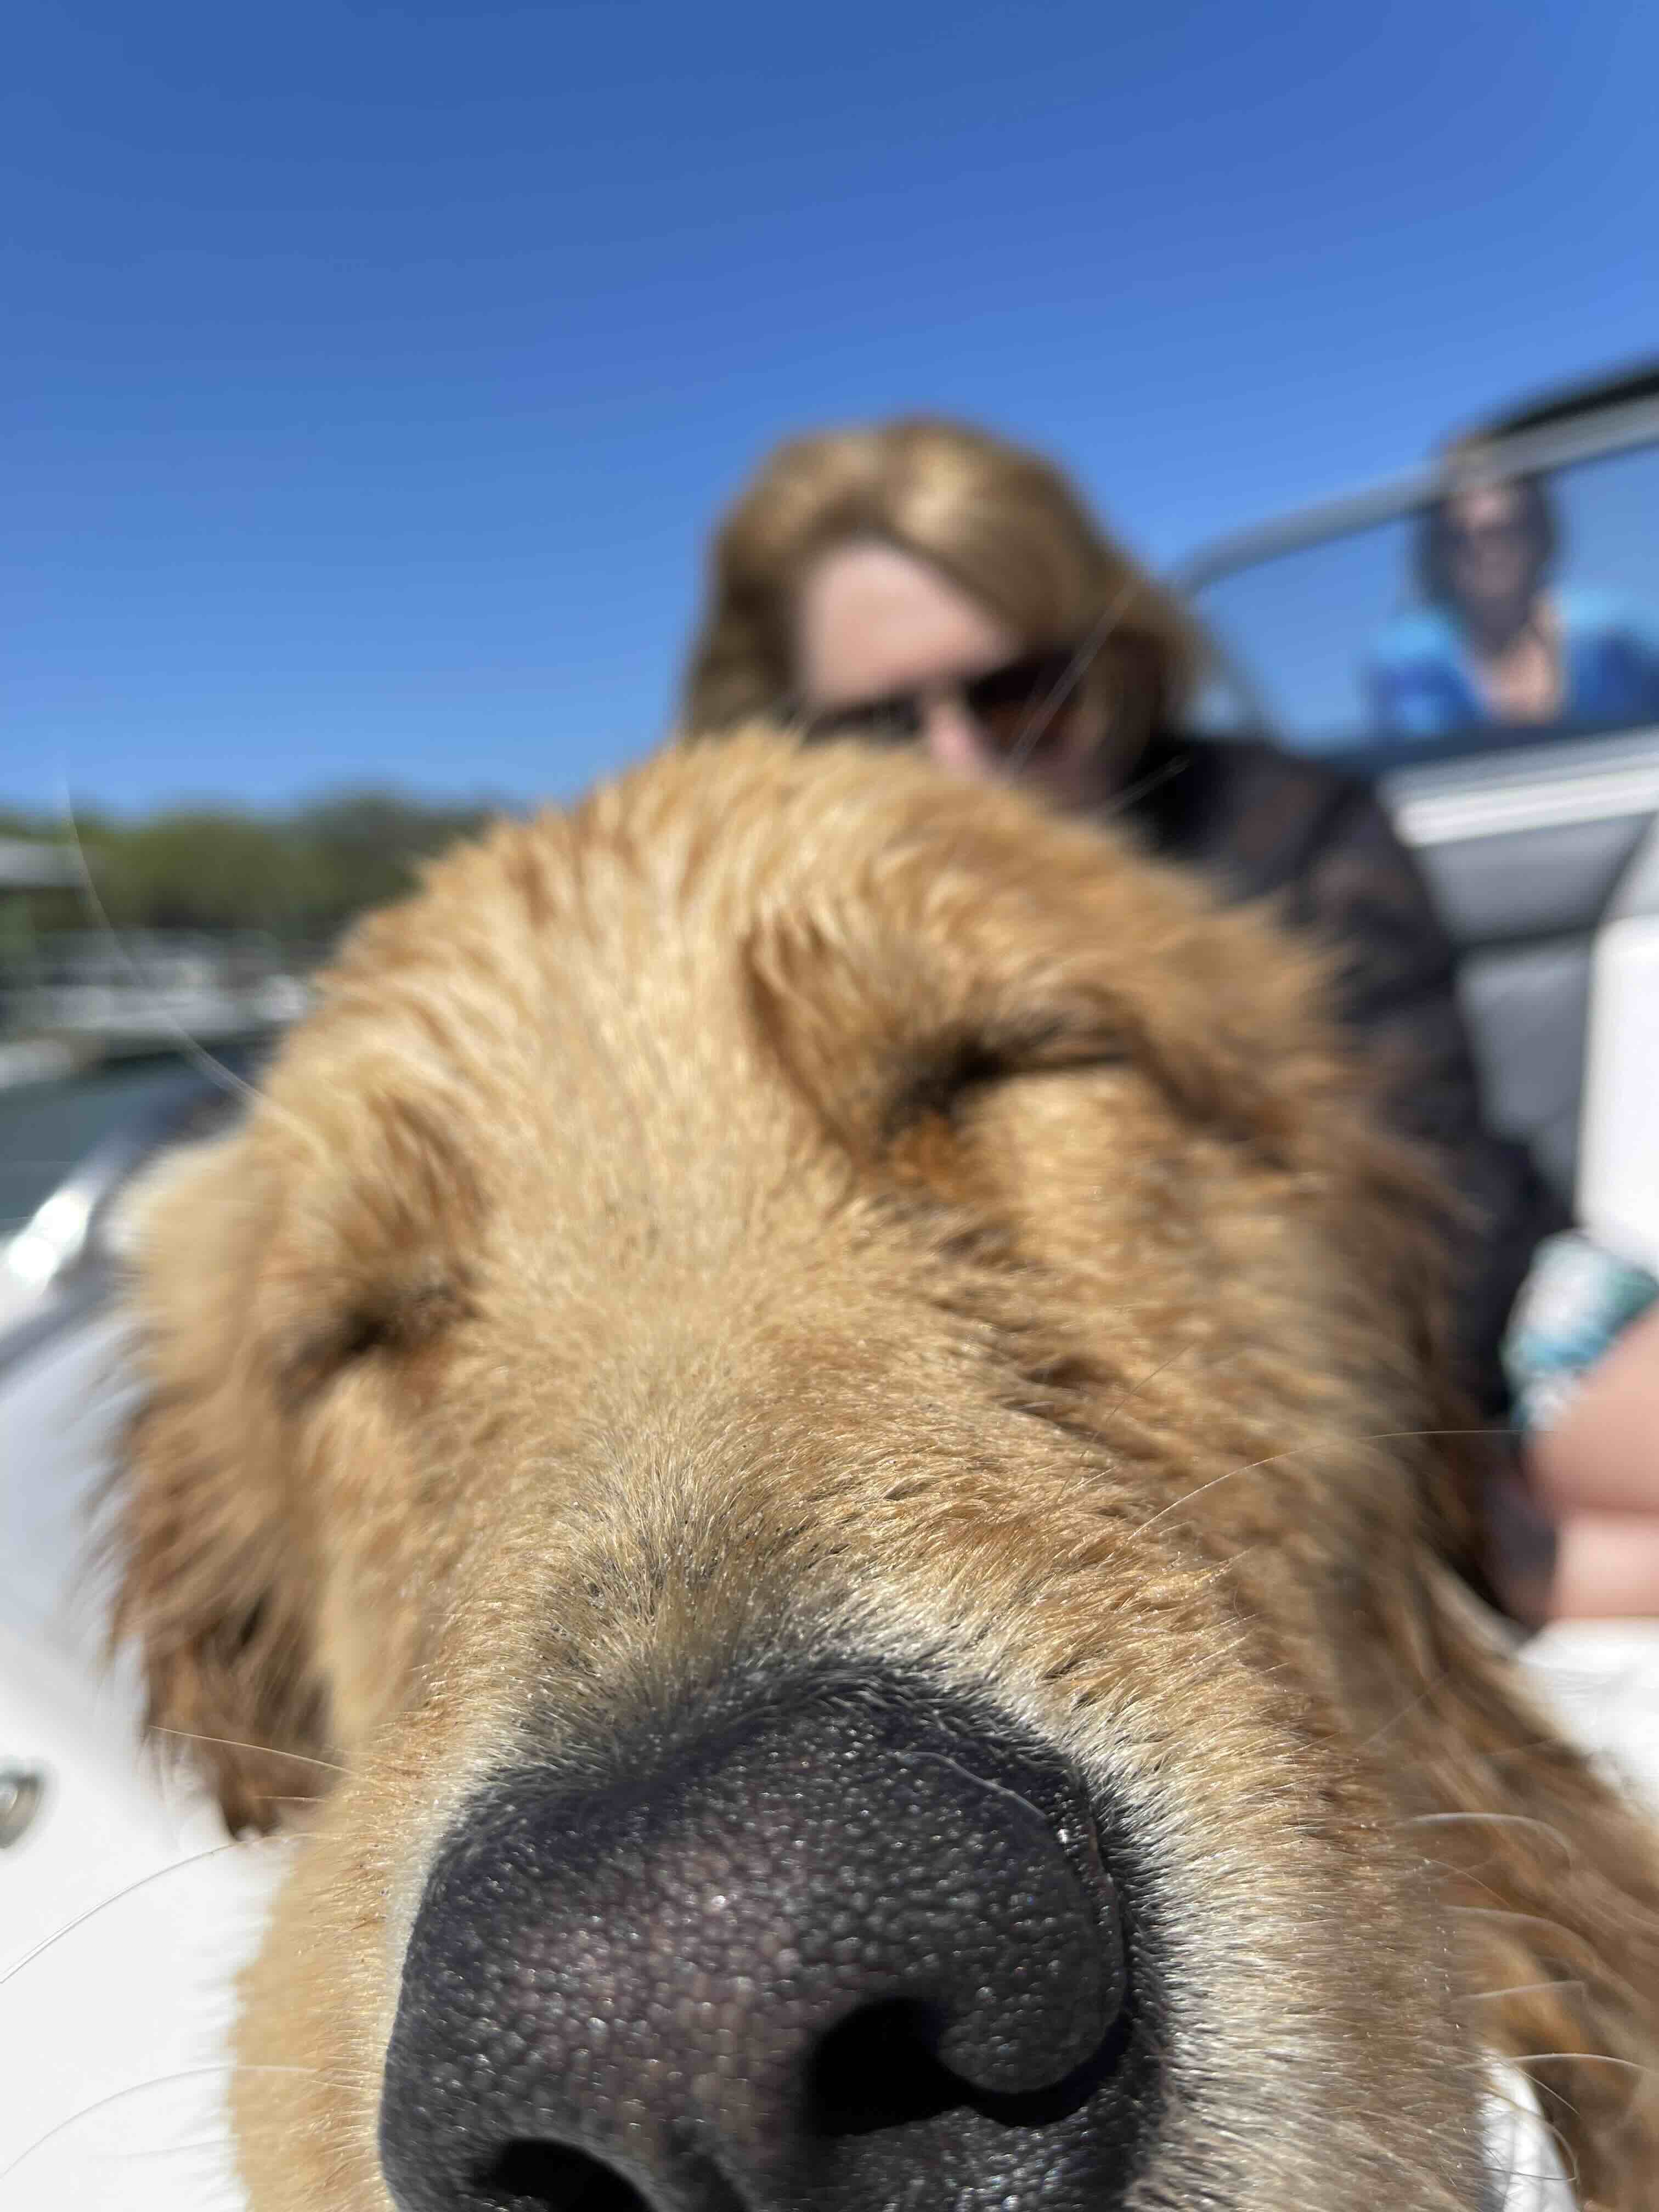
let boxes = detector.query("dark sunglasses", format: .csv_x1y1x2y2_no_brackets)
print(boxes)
798,645,1087,758
1449,515,1533,552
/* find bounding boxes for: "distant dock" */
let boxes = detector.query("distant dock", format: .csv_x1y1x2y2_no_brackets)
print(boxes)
0,930,309,1091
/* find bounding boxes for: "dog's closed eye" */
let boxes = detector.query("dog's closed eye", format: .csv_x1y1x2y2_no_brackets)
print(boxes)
748,903,1136,1167
885,1016,1131,1142
273,1273,466,1404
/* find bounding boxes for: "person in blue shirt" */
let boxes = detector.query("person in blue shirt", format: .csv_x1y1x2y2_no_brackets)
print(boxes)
1367,469,1659,741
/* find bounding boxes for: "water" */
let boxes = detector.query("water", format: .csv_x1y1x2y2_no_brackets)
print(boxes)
0,1059,202,1231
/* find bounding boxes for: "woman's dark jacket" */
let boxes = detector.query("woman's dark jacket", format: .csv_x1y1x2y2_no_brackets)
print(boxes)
1121,731,1568,1419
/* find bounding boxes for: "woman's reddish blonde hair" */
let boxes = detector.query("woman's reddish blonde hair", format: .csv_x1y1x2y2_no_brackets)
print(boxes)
681,415,1206,735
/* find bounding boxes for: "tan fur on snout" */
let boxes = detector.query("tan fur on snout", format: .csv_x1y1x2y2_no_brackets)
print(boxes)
116,730,1659,2209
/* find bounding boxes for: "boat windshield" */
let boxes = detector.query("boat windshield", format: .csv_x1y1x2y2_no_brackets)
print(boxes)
1184,428,1659,776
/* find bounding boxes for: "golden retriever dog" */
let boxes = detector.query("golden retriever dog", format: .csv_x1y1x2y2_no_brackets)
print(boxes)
115,730,1659,2211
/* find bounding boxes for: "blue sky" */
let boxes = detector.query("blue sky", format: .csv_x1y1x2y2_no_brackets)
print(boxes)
8,0,1656,816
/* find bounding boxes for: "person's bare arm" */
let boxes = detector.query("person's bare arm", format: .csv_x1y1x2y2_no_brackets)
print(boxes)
1526,1305,1659,1616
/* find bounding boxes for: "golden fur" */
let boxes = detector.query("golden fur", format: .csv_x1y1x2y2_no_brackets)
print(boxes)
116,731,1659,2208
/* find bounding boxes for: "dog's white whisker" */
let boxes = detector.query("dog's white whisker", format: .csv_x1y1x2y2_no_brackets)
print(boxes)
1003,578,1141,775
0,1836,298,1993
1406,1810,1567,1833
1403,1810,1576,1865
1515,2049,1657,2069
57,788,273,1116
1452,1904,1582,1939
0,2065,332,2185
89,2063,381,2163
148,1724,348,1775
1096,1339,1204,1431
1358,1669,1452,1751
1089,748,1194,825
1123,1427,1499,1548
1467,1980,1588,2003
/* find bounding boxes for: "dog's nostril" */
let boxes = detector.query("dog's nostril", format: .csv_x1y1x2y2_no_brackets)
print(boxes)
807,1996,961,2136
473,2140,650,2212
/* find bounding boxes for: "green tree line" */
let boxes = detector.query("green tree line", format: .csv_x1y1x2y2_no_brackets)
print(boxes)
1,790,504,953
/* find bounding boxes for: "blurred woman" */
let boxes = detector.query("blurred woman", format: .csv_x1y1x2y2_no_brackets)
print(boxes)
1368,466,1659,740
682,415,1582,1605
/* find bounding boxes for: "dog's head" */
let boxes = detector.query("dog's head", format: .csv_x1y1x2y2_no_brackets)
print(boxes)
115,732,1656,2209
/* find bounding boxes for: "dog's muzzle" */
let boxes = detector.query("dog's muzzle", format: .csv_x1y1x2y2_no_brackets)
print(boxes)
379,1680,1155,2210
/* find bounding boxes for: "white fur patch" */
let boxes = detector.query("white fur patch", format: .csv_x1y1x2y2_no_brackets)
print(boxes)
1485,2058,1576,2209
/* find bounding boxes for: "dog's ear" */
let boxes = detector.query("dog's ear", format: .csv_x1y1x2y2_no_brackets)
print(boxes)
113,1132,331,1833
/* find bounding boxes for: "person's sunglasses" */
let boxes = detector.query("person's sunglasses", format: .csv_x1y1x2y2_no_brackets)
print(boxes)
1450,517,1532,552
799,645,1087,758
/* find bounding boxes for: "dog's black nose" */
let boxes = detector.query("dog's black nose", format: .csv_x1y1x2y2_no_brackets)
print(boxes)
379,1684,1148,2211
